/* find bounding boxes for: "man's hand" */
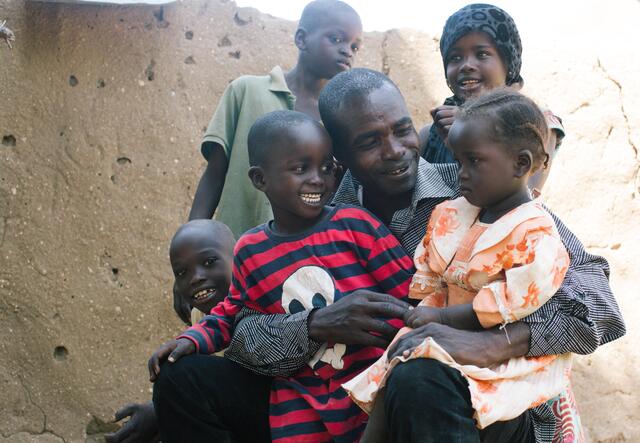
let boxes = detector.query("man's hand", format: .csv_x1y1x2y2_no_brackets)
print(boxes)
387,322,530,367
148,338,195,382
308,290,411,348
104,401,160,443
173,282,192,325
404,306,443,328
430,105,459,143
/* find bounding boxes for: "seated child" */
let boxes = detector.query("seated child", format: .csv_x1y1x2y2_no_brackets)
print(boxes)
421,3,565,197
343,90,573,439
105,219,234,443
148,110,415,442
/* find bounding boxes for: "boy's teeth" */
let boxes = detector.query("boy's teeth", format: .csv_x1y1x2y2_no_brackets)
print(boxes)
193,289,214,300
300,193,322,204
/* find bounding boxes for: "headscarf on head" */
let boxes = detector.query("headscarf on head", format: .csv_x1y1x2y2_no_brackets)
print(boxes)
422,4,523,164
440,3,523,88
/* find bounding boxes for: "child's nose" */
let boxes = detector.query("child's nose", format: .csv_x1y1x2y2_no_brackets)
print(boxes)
339,44,353,58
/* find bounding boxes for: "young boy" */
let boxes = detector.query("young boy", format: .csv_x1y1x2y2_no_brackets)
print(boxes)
105,220,235,443
149,111,415,443
188,0,363,238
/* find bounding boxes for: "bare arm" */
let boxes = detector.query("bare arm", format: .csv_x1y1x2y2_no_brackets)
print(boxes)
188,142,228,220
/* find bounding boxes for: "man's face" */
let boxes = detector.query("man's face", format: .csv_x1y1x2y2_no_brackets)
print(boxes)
336,85,420,198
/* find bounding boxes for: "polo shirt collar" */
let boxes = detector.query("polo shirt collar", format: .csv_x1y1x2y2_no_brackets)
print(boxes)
268,66,293,94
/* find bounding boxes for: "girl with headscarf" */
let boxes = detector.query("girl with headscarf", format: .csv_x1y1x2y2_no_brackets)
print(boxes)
421,3,565,197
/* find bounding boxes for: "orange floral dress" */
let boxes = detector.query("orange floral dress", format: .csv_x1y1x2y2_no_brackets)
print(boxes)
342,197,573,429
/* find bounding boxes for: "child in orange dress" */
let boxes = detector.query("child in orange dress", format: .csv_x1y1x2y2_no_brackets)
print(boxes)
343,89,573,441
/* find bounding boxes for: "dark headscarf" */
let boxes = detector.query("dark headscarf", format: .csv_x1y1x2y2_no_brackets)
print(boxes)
440,3,523,87
422,4,523,164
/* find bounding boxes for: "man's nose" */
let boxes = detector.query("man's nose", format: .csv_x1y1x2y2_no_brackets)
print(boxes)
382,138,405,160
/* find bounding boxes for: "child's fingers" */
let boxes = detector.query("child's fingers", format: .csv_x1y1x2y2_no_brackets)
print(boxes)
168,340,195,363
113,403,137,422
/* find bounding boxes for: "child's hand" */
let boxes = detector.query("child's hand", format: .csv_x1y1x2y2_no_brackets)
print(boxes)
430,105,459,142
104,401,159,443
148,338,195,382
404,306,443,328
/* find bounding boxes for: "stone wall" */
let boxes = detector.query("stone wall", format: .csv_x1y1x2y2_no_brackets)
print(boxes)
0,0,638,441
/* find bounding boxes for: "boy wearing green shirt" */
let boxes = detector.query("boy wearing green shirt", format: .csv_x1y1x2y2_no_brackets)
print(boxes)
189,0,363,239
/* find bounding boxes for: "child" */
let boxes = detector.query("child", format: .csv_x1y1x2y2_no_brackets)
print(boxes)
149,110,415,442
105,219,235,443
421,3,565,197
188,0,363,239
344,90,573,440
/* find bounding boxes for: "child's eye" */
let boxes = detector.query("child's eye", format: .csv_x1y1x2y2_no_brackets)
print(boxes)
292,165,306,173
175,269,186,277
330,35,343,44
204,257,218,266
477,51,490,59
351,44,360,53
448,54,462,63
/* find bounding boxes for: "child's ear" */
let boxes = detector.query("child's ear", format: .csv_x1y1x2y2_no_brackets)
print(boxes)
248,166,267,191
294,28,308,51
514,149,533,178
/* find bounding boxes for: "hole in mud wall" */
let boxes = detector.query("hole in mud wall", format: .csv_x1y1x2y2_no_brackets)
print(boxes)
53,346,68,361
69,75,78,87
185,30,193,40
116,157,131,165
111,267,119,275
228,50,241,59
146,60,156,81
97,79,106,88
2,135,16,146
184,55,195,65
218,35,232,47
234,11,251,26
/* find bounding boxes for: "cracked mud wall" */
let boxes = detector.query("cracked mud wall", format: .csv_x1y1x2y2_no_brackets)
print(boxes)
0,0,638,441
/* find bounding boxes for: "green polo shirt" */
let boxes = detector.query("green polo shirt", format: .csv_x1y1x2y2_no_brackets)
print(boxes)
202,66,295,238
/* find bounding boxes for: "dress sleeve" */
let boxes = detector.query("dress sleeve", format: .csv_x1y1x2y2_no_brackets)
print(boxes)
472,219,570,328
408,209,447,307
523,210,626,356
201,79,242,160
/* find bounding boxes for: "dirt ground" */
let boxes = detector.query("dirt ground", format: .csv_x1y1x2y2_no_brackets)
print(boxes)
0,0,638,441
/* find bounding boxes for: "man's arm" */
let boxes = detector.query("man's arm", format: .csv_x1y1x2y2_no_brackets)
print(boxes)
188,142,228,220
225,291,410,377
522,212,626,356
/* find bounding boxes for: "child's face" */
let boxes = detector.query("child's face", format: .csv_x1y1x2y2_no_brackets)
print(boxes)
260,123,337,229
445,31,507,101
301,10,363,79
448,118,522,209
170,227,233,315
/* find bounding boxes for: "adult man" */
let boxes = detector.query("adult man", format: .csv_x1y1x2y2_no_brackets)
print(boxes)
157,69,625,442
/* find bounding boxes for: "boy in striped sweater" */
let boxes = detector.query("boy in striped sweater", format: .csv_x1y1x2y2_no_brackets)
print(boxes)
149,110,415,442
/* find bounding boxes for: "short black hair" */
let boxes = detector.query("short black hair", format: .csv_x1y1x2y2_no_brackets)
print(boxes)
171,219,235,254
298,0,359,33
318,68,400,158
458,89,549,171
248,110,322,167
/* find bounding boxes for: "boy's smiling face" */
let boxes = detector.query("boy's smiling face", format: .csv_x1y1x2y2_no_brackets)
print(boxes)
170,221,234,315
299,9,363,79
252,122,337,234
